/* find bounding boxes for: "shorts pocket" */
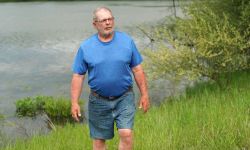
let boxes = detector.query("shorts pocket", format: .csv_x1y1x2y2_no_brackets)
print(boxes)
89,93,98,103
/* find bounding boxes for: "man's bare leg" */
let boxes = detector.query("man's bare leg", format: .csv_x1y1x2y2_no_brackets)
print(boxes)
118,129,133,150
93,139,106,150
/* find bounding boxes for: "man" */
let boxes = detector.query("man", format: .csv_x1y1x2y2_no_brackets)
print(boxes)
71,7,150,150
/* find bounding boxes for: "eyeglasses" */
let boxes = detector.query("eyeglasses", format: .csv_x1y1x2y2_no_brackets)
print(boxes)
95,17,114,24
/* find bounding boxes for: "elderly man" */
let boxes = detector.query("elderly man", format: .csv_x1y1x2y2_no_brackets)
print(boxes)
71,7,150,150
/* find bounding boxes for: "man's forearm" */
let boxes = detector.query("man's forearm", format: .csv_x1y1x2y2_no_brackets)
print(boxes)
133,69,149,98
71,74,85,105
132,65,150,112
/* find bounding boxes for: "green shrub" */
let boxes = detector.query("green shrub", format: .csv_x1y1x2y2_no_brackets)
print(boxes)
15,96,84,124
16,97,39,117
43,97,76,123
143,0,250,84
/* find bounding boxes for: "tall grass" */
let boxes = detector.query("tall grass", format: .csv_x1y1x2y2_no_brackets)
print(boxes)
3,71,250,150
132,71,250,149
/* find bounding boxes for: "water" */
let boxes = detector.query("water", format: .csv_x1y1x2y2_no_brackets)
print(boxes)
0,0,188,143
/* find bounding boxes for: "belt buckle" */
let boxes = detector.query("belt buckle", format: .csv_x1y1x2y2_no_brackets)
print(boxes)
108,96,115,100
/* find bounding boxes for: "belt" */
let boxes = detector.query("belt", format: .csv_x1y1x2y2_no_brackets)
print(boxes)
91,87,133,100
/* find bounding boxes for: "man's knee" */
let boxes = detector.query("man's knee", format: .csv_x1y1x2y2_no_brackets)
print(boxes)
118,129,133,150
119,129,133,140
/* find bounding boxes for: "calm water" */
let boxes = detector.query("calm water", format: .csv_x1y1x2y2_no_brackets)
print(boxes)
0,1,184,117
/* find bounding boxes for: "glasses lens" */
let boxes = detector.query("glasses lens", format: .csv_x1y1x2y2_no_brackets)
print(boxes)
97,17,114,23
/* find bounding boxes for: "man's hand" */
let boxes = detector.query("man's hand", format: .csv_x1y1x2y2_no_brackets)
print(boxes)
71,103,81,122
139,96,150,113
71,74,85,122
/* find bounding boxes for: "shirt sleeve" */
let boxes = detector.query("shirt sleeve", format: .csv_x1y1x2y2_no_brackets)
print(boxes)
72,46,88,75
129,39,143,68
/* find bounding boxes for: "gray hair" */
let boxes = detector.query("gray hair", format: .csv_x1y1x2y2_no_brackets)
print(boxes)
93,7,113,21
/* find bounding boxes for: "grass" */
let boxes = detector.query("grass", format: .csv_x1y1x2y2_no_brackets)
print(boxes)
15,96,84,124
3,70,250,150
132,71,250,149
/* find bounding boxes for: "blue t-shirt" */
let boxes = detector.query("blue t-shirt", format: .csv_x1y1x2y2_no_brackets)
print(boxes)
72,31,143,97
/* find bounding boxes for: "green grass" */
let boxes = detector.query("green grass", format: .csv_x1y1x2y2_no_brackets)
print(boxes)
3,71,250,150
15,96,84,124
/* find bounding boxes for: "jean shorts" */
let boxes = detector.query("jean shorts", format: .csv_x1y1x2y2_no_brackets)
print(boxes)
88,90,136,140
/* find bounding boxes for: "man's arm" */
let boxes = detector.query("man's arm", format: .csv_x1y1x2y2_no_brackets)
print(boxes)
132,64,150,113
71,73,85,121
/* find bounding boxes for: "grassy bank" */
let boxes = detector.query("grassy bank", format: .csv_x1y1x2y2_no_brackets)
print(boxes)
3,71,250,150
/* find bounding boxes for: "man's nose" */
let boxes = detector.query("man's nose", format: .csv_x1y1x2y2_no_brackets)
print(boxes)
105,19,111,24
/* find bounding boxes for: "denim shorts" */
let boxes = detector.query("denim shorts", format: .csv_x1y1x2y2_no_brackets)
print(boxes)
88,91,136,140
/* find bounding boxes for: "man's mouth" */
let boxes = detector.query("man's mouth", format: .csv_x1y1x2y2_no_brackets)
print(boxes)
105,27,112,30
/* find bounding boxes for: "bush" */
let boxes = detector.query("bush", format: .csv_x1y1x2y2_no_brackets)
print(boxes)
143,0,250,84
16,97,39,117
16,96,84,124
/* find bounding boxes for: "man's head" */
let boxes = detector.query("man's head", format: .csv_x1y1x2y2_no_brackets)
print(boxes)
93,7,115,38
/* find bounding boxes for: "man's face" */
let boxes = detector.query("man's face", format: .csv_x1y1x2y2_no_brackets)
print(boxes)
93,10,114,37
